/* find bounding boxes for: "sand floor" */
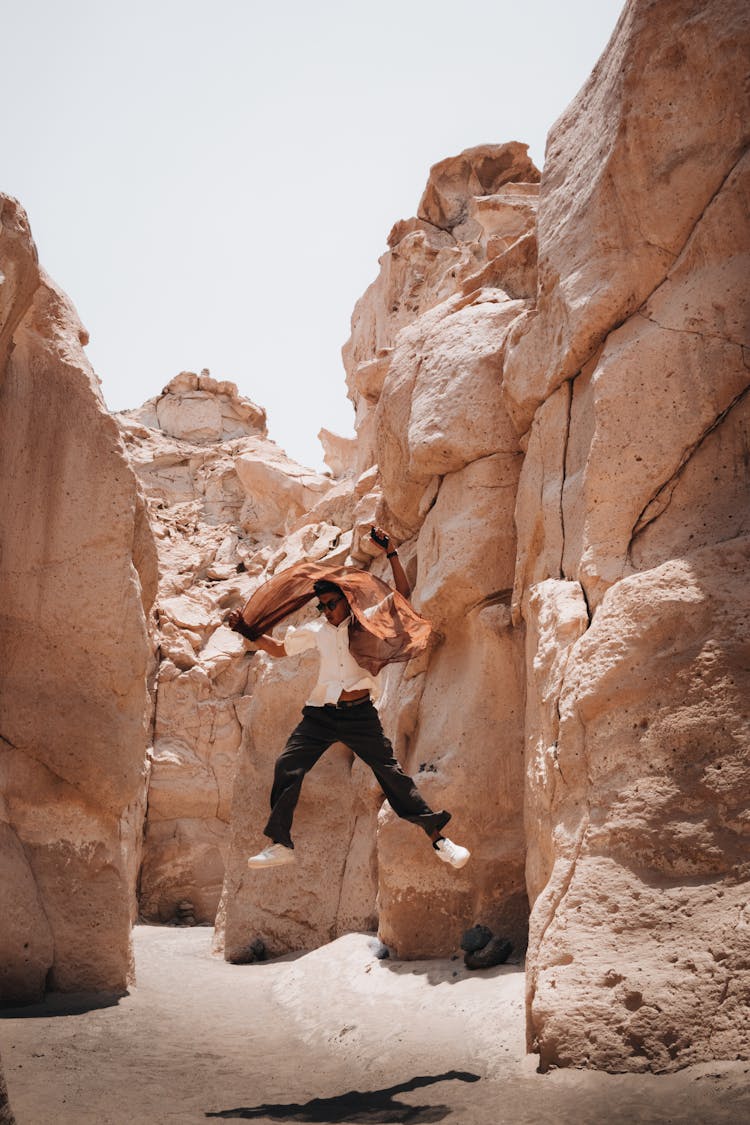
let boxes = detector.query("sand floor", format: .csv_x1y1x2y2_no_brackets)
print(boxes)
1,926,748,1124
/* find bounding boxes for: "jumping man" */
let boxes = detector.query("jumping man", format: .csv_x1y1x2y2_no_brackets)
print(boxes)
226,527,470,870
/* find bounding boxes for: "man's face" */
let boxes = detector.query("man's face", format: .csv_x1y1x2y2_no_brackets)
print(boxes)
317,591,350,626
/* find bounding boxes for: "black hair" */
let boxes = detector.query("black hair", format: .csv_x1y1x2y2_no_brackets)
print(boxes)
313,579,343,597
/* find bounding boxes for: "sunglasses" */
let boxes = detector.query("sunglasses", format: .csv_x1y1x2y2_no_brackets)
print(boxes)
316,595,343,614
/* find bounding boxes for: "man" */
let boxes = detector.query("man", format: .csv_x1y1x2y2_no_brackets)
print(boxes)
226,528,470,870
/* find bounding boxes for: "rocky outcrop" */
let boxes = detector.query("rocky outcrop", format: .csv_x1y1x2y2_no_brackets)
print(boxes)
4,0,745,1085
512,0,750,1072
0,196,156,1003
213,142,539,962
215,0,749,1077
0,1050,14,1125
348,144,538,957
118,374,337,923
342,142,539,479
216,475,384,958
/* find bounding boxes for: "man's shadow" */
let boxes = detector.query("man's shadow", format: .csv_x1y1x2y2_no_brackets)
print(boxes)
205,1069,481,1123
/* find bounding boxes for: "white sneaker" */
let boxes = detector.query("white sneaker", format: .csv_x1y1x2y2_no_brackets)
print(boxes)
247,843,295,868
434,837,470,869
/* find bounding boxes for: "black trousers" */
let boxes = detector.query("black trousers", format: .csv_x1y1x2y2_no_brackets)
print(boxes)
263,700,451,849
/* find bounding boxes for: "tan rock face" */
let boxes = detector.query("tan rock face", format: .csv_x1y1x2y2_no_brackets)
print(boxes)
503,0,750,435
511,0,750,1073
218,648,379,958
333,145,541,960
5,0,742,1083
118,378,338,925
0,195,155,1003
343,142,539,474
417,142,540,238
525,543,750,1072
0,1049,14,1125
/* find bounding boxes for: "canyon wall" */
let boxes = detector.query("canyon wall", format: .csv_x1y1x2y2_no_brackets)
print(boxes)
117,374,335,923
217,0,749,1074
215,141,540,962
508,0,750,1072
344,142,541,956
0,1050,13,1125
2,0,746,1080
0,196,156,1003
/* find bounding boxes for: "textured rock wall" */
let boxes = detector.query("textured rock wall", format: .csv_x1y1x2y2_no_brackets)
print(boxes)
0,197,156,1003
0,1050,14,1125
4,0,745,1078
214,143,540,962
356,145,540,956
510,0,750,1072
216,468,384,958
118,374,335,923
217,0,749,1076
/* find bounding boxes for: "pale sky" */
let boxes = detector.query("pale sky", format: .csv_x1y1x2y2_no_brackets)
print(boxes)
3,0,624,470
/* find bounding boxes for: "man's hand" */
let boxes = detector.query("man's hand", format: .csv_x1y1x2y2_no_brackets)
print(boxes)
225,609,286,657
370,526,392,553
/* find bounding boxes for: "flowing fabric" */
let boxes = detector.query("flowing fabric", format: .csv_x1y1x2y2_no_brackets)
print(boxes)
234,560,432,676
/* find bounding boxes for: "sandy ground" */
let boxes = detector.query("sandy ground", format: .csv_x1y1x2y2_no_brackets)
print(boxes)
1,926,748,1125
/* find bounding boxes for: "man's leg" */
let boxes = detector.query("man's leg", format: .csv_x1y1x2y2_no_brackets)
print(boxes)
339,703,451,837
263,707,334,848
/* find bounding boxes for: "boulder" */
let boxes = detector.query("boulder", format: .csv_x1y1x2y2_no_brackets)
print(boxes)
526,541,750,1072
417,143,540,236
0,1049,14,1124
465,936,513,971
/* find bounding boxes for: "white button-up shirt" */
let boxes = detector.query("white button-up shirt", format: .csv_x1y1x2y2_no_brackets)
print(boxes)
283,612,383,706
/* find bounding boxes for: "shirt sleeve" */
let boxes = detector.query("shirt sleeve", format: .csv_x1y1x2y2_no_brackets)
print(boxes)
283,621,320,656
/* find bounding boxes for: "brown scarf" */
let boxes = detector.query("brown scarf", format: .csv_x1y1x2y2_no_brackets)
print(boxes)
233,560,432,676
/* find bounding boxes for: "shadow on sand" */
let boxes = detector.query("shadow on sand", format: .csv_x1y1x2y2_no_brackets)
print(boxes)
378,958,522,987
0,991,125,1019
205,1070,481,1122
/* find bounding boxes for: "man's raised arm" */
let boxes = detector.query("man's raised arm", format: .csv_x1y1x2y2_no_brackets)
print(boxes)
225,610,286,658
370,526,411,600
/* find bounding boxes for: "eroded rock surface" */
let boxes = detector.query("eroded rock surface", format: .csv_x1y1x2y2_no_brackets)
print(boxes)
117,376,336,923
512,0,750,1073
0,1049,14,1125
4,0,746,1084
0,196,155,1003
213,145,539,963
330,142,541,958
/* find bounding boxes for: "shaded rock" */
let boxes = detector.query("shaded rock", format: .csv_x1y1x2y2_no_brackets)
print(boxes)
512,0,750,1074
230,937,267,965
526,539,750,1073
118,383,338,926
460,925,493,954
465,936,513,970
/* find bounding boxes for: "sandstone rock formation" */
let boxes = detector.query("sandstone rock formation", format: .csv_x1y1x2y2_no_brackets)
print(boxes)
0,1050,14,1125
214,141,539,962
117,374,336,923
511,0,750,1073
216,0,749,1077
347,143,539,958
0,196,156,1003
215,469,388,958
3,0,746,1086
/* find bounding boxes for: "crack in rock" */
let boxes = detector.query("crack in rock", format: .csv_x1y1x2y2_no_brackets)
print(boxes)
628,383,750,552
